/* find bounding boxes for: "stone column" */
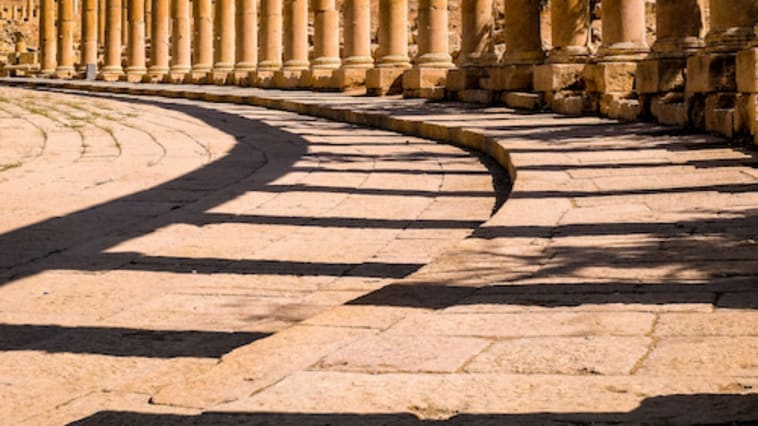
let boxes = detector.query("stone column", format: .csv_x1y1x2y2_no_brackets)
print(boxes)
191,0,213,81
275,0,308,87
336,0,372,89
126,0,147,80
145,0,152,41
403,0,452,98
458,0,493,67
493,0,544,95
231,0,257,84
598,0,648,60
308,0,340,88
122,2,128,47
168,0,191,81
533,0,590,113
637,0,706,126
146,0,169,80
55,0,76,77
39,0,56,74
98,0,106,46
367,0,410,95
708,0,758,52
80,0,98,72
208,0,234,83
100,0,124,80
255,0,282,87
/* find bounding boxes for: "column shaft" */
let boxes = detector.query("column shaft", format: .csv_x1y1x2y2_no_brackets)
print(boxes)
56,0,75,75
312,0,340,69
376,0,410,67
39,0,56,73
707,0,758,52
170,0,191,76
213,0,235,71
145,0,152,41
192,0,213,72
122,2,128,46
415,0,452,67
258,0,282,70
503,0,543,64
81,0,98,68
101,0,124,77
549,0,590,62
148,0,169,76
599,0,648,60
653,0,706,57
234,0,257,71
282,0,308,70
342,0,372,67
459,0,493,66
126,0,147,77
98,0,106,46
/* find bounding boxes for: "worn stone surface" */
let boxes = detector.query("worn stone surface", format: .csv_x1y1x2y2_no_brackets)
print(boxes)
1,80,757,424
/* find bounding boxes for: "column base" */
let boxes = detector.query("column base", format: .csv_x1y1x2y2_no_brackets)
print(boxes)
402,68,448,99
125,70,147,82
54,67,77,79
188,69,211,84
303,69,339,90
333,67,369,91
366,68,406,96
648,93,689,127
486,64,536,91
273,70,306,89
166,70,189,84
143,68,169,83
686,53,737,93
207,70,231,85
445,67,487,96
98,69,124,82
636,58,687,94
533,63,586,92
251,70,278,88
584,62,638,94
229,69,254,86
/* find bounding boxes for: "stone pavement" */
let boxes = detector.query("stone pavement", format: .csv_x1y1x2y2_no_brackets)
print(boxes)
1,79,757,425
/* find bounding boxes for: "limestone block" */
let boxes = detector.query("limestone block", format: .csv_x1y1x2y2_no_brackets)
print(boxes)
736,94,758,140
403,87,446,100
489,65,535,91
459,89,493,104
600,94,641,121
273,70,305,89
206,70,231,85
533,63,585,92
229,70,252,86
584,62,637,93
188,70,210,84
165,71,188,84
650,95,688,127
333,68,369,91
704,93,739,138
736,48,758,93
502,92,543,110
636,58,687,94
445,68,485,92
17,52,37,65
98,71,123,82
549,93,587,115
402,68,448,91
366,68,405,96
686,53,736,94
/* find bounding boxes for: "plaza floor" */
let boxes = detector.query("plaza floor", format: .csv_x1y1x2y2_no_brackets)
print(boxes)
0,80,757,425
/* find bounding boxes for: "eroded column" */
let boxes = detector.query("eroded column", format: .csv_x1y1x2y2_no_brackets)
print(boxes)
308,0,340,88
403,0,452,98
275,0,308,87
446,0,494,99
169,0,191,81
55,0,76,77
100,0,124,80
208,0,234,84
39,0,56,74
598,0,648,60
231,0,257,84
191,0,213,81
493,0,545,97
367,0,410,95
81,0,98,73
126,0,147,81
336,0,372,89
255,0,282,87
147,0,169,80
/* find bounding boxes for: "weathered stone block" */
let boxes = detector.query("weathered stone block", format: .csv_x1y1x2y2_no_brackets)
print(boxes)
17,52,37,65
273,70,305,88
686,53,737,94
600,94,641,121
502,92,543,110
549,93,587,115
188,69,210,84
650,95,688,127
228,70,252,86
489,64,535,91
736,94,758,140
165,71,188,84
125,71,146,83
366,68,405,96
251,70,277,88
97,71,123,82
636,58,687,94
402,68,448,90
305,69,338,90
444,68,484,92
705,93,739,138
459,89,493,104
736,48,758,93
533,63,585,92
584,62,637,93
205,70,230,85
333,67,369,90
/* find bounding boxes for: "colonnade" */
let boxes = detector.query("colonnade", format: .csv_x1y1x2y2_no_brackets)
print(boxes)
32,0,758,142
